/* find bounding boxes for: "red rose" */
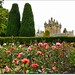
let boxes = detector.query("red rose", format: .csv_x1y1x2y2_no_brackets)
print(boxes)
15,53,19,56
21,58,30,64
11,47,15,50
31,63,38,68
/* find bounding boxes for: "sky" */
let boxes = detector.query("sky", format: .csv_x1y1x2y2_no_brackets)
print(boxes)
3,0,75,35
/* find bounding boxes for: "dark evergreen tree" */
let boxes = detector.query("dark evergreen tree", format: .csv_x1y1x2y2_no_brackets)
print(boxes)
19,3,35,37
6,3,20,36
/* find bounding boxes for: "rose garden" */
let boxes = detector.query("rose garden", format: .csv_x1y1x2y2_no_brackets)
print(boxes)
0,1,75,74
0,40,75,74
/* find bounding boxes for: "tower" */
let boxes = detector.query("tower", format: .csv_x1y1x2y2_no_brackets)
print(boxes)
44,17,61,35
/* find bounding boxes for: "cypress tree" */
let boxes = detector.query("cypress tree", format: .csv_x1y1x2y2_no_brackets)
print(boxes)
6,3,20,36
19,3,35,37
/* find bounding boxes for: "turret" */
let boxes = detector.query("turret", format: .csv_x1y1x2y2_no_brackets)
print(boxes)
44,21,47,28
51,17,53,21
59,23,62,29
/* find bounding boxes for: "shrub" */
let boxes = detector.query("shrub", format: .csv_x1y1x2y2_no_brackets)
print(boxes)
43,30,50,37
0,37,75,45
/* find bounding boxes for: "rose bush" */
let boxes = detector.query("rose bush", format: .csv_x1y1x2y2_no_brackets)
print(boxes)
0,41,75,74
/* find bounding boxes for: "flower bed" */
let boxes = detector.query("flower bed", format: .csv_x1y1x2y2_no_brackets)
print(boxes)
0,41,75,74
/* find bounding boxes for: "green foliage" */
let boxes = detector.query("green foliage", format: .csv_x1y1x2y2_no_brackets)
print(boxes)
6,3,20,36
0,36,75,44
0,0,4,8
44,30,50,37
19,3,35,37
0,40,74,74
0,7,9,36
68,49,75,67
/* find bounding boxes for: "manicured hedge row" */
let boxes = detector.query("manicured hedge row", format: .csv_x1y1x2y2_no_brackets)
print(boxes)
0,36,75,44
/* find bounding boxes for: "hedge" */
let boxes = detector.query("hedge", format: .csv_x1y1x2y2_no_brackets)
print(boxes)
0,36,75,45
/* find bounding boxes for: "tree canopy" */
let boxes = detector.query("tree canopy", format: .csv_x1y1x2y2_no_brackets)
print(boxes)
0,7,9,36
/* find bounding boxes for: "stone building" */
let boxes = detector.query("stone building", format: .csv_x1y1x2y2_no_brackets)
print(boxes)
36,29,44,37
44,17,74,37
44,17,61,35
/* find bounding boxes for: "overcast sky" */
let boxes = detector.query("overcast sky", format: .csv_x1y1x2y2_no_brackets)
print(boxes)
3,0,75,35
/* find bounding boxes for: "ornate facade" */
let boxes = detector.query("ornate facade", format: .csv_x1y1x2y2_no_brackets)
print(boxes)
36,17,74,37
44,17,61,34
44,17,74,36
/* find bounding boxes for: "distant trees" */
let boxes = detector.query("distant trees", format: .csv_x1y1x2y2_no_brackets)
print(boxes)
19,3,35,37
63,28,67,33
0,0,9,36
6,3,20,36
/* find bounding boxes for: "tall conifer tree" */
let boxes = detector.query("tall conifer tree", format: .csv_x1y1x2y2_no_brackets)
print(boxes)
19,3,35,37
6,3,20,36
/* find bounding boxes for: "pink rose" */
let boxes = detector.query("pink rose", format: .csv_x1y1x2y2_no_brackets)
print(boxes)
18,52,24,58
56,42,61,46
27,46,32,51
37,51,42,55
52,46,56,50
44,43,48,47
38,42,43,47
5,66,11,72
12,58,19,64
46,45,49,49
6,50,11,54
